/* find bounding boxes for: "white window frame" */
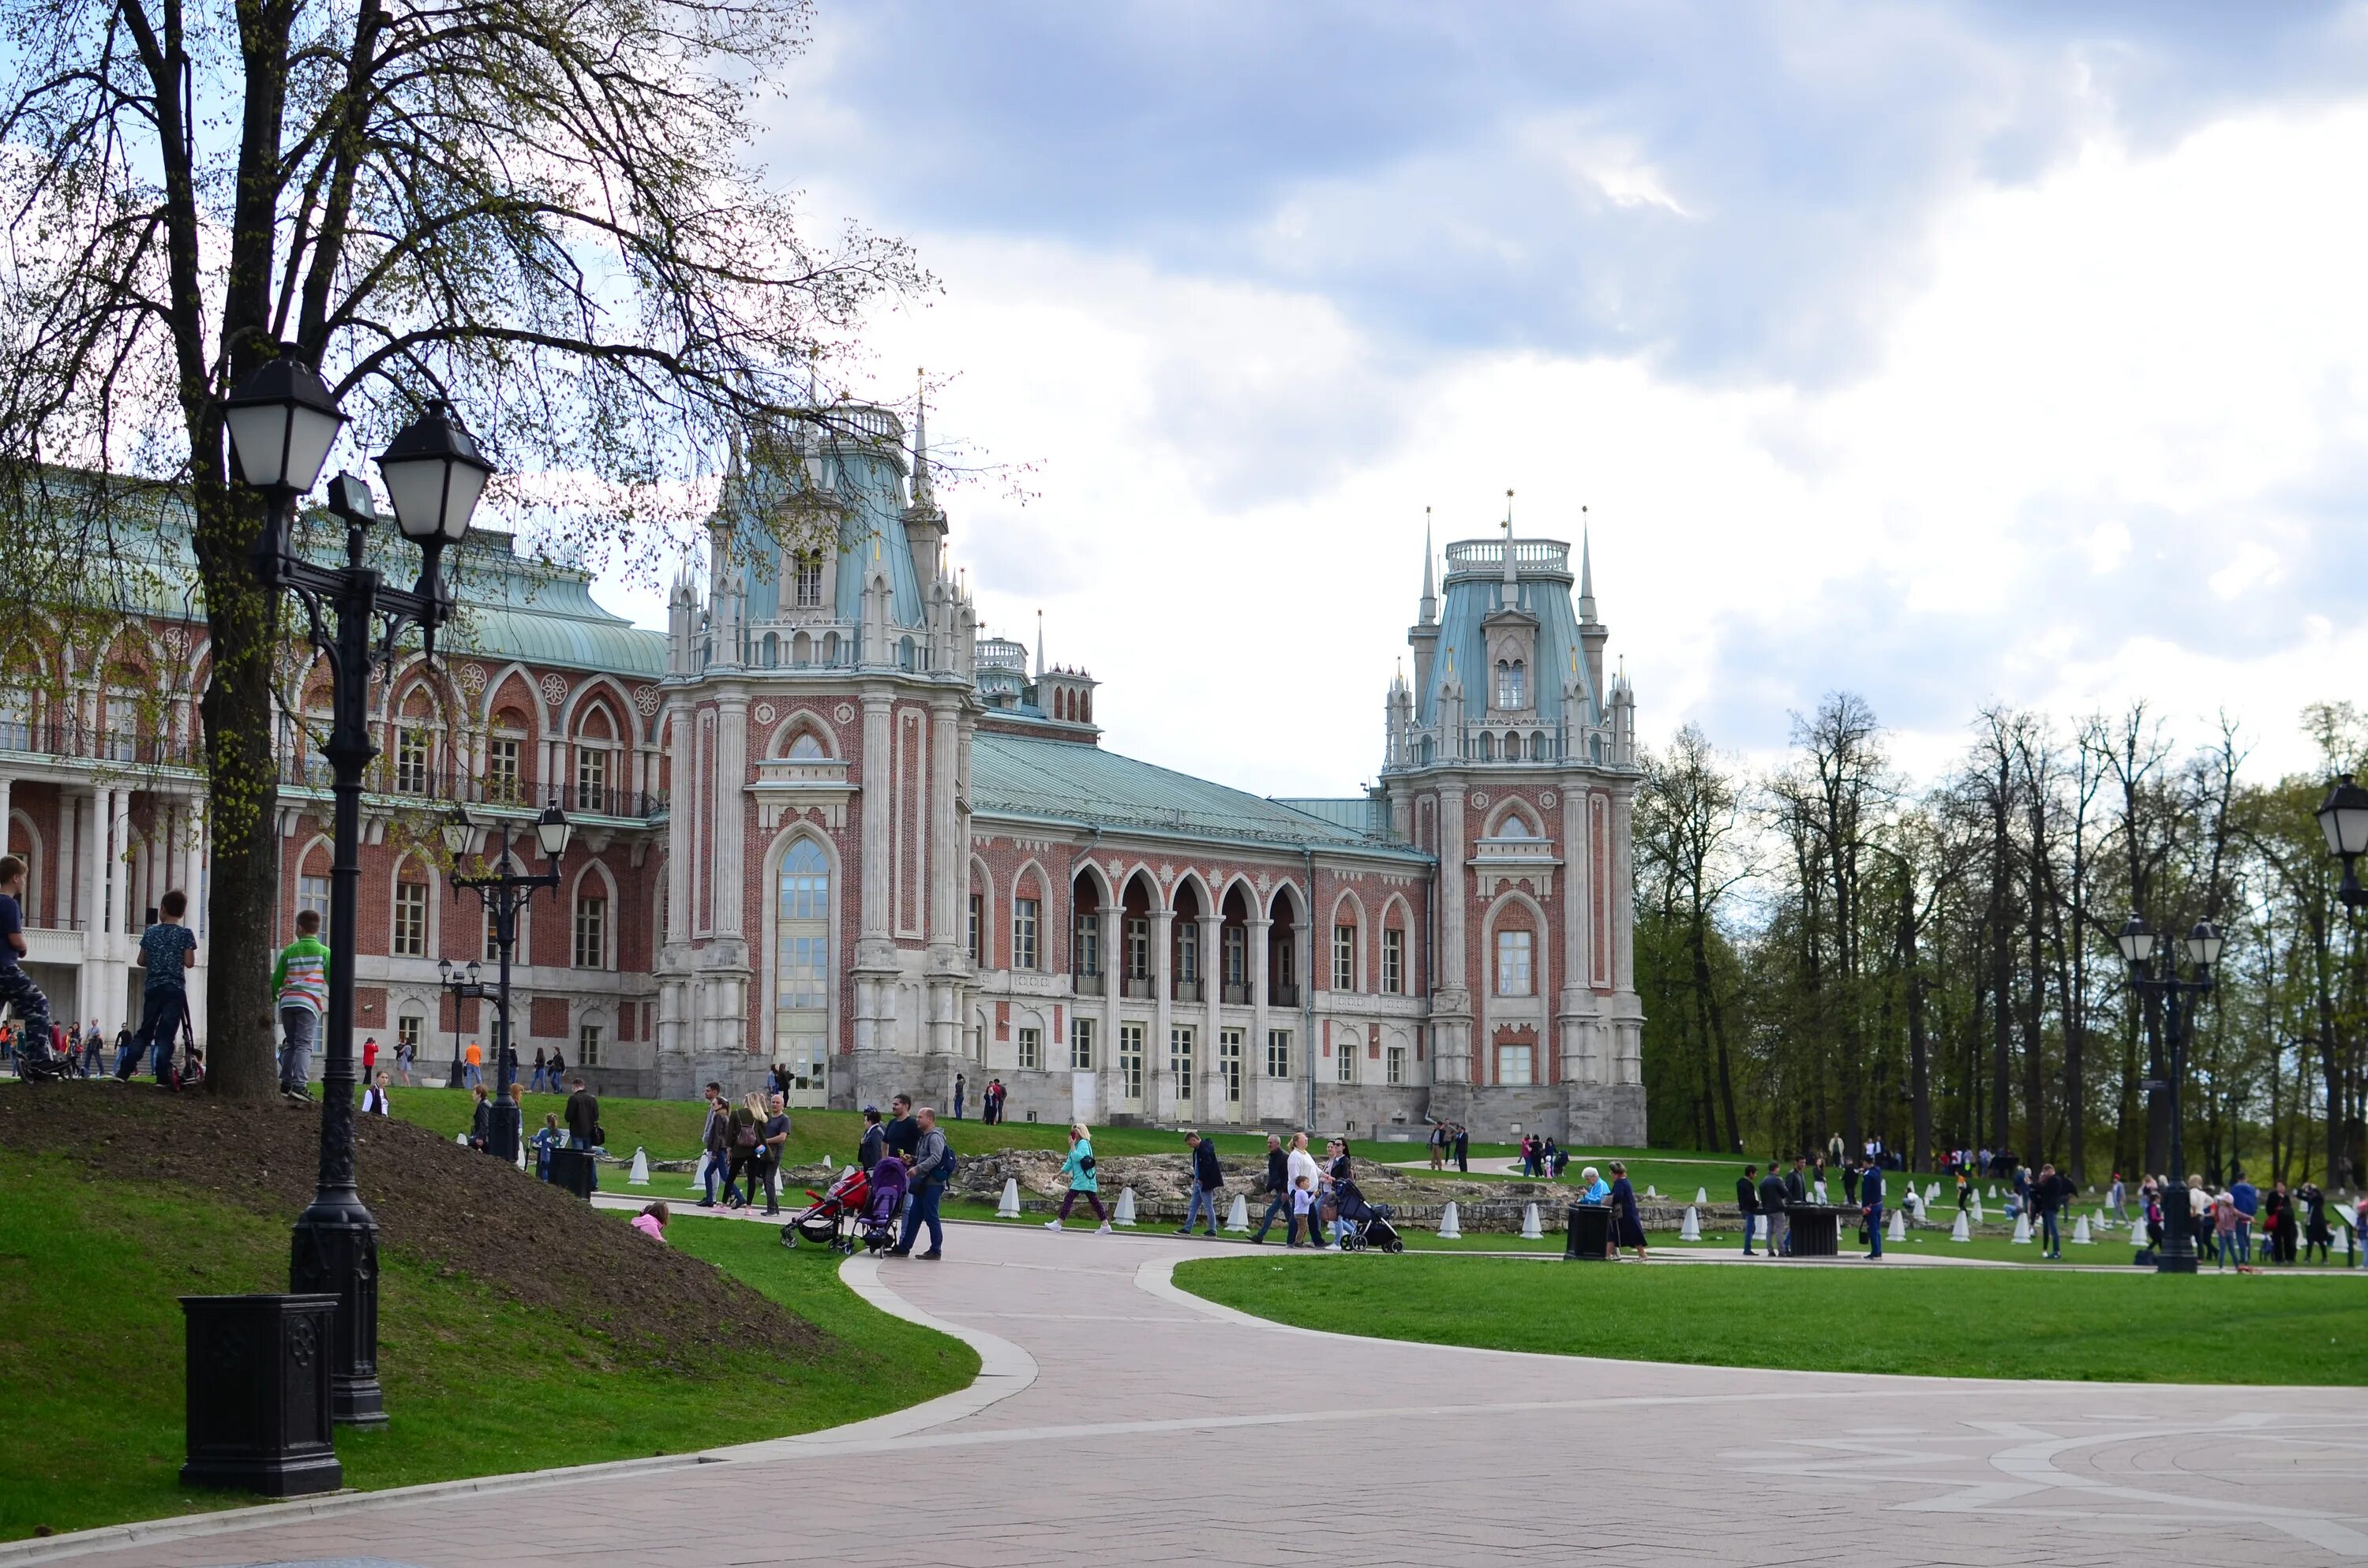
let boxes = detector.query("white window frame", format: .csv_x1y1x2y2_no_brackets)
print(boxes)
1265,1028,1291,1080
1017,1025,1041,1071
1496,929,1534,997
1070,1016,1096,1071
1383,928,1403,994
1013,896,1040,971
572,892,608,969
392,881,428,958
1332,923,1356,992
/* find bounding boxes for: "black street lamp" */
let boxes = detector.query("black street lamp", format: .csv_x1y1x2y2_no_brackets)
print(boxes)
444,802,571,1159
437,956,490,1090
224,347,491,1428
2115,913,2224,1275
2314,773,2368,911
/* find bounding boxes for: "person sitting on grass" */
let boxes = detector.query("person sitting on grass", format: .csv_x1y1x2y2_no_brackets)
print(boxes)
631,1201,669,1243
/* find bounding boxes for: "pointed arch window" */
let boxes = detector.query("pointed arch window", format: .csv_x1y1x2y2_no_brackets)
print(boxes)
792,553,823,608
1495,659,1526,710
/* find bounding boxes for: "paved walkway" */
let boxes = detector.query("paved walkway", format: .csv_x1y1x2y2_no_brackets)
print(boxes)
22,1222,2368,1568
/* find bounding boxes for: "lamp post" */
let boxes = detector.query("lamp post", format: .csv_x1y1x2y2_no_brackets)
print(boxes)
224,349,491,1428
437,956,490,1091
444,802,571,1160
2314,773,2368,911
2115,913,2224,1274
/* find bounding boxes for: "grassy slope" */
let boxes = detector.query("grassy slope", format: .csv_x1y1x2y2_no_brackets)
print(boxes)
0,1150,974,1542
1173,1252,2368,1384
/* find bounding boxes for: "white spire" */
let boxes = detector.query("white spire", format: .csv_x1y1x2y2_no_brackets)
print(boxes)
910,368,936,510
1501,488,1518,593
1579,507,1598,624
1418,507,1437,624
1035,608,1044,678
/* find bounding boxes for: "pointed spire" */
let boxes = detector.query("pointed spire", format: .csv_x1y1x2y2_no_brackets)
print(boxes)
1035,608,1044,678
1418,507,1437,625
910,367,936,510
1579,506,1598,624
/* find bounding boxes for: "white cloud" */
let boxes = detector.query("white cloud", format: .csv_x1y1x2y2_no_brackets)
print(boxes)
594,100,2368,796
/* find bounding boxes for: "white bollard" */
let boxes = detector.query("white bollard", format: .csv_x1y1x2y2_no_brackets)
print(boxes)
1680,1205,1702,1241
1695,1187,1709,1205
1644,1184,1658,1199
1225,1194,1250,1233
2073,1215,2093,1244
1113,1187,1137,1226
1970,1195,1984,1222
1437,1201,1462,1240
1887,1208,1905,1241
455,1131,468,1147
1988,1184,1998,1199
628,1147,650,1187
996,1177,1021,1218
1520,1203,1543,1240
822,1153,834,1171
1927,1181,1940,1203
2011,1213,2032,1244
1950,1211,1971,1242
694,1151,711,1189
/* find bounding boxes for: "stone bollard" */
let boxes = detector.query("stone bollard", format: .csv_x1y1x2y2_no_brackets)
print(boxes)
1950,1211,1971,1242
454,1132,467,1147
1695,1187,1708,1205
1225,1195,1250,1233
1437,1201,1462,1240
996,1177,1021,1218
822,1154,834,1171
1970,1195,1984,1222
1644,1184,1658,1199
1114,1188,1137,1227
695,1152,711,1189
1679,1205,1701,1241
1520,1203,1543,1240
2073,1215,2092,1244
628,1147,650,1187
2011,1213,2032,1244
1887,1209,1905,1242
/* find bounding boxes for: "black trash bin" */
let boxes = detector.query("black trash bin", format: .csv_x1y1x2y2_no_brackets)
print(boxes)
548,1147,598,1200
180,1294,344,1497
1564,1202,1612,1260
1789,1204,1846,1257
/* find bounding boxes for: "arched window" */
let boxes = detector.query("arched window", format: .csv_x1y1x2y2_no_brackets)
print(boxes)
774,839,831,1104
1504,731,1523,762
792,552,823,608
787,730,825,760
762,632,779,668
1495,658,1526,710
1496,814,1536,839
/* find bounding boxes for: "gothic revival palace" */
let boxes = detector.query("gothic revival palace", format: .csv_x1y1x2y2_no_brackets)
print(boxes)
0,408,1643,1141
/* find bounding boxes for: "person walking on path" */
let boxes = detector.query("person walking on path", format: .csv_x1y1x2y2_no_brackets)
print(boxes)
721,1094,761,1208
268,907,328,1099
1860,1156,1885,1260
132,888,199,1085
2108,1173,2127,1224
759,1091,792,1215
564,1076,601,1150
891,1107,950,1259
699,1083,732,1207
2300,1181,2332,1264
1428,1122,1447,1170
1606,1161,1647,1263
1247,1134,1290,1242
462,1038,484,1091
2230,1172,2259,1265
79,1020,103,1077
1737,1164,1763,1256
1046,1122,1111,1233
530,1048,549,1092
1285,1132,1323,1244
1179,1130,1226,1237
2213,1189,2242,1270
1759,1165,1791,1259
1782,1158,1809,1255
1452,1123,1470,1174
0,856,58,1077
2034,1162,2069,1260
882,1093,920,1222
1289,1173,1318,1245
857,1104,887,1173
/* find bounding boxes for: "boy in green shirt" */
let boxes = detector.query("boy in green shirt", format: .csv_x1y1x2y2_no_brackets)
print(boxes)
272,908,331,1101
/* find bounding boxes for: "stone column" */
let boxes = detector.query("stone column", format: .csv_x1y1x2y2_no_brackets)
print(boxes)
664,698,692,947
852,691,894,1061
1099,905,1120,1110
925,699,963,1061
1610,786,1640,1087
1199,911,1222,1119
1248,915,1272,1115
710,693,746,939
1558,780,1594,1087
1433,781,1471,1087
1149,907,1173,1117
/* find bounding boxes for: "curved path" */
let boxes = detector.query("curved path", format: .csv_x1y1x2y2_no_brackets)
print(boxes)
22,1222,2368,1568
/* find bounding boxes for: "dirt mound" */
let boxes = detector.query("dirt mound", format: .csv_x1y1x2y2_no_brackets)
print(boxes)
0,1083,821,1368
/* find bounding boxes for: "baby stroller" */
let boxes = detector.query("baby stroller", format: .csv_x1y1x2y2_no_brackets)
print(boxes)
783,1164,872,1255
857,1160,909,1255
1330,1179,1404,1253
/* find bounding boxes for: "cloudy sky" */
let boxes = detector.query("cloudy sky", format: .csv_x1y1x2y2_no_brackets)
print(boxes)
610,2,2368,796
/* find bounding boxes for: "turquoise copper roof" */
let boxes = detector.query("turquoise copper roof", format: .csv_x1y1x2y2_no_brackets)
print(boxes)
440,532,664,677
731,409,926,629
1419,537,1597,729
970,732,1426,860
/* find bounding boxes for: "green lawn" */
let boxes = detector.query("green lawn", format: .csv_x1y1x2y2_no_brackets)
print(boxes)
1173,1252,2368,1384
0,1150,975,1543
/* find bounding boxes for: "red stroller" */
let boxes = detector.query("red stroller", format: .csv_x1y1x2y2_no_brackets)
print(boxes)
782,1164,872,1254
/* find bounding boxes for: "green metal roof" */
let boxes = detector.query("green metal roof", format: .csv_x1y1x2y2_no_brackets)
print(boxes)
439,533,665,676
1272,796,1386,836
970,732,1426,860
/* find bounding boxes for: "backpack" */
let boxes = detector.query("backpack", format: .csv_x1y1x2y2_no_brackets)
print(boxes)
934,1149,957,1185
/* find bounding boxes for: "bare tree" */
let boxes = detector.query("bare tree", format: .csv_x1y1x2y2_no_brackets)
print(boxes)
0,0,924,1095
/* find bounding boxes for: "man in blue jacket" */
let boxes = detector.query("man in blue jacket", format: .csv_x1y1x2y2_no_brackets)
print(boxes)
2230,1172,2259,1267
1860,1155,1886,1260
1736,1165,1762,1256
1179,1131,1225,1237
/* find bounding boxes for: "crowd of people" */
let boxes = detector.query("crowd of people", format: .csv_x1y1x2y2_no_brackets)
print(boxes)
1733,1149,1894,1259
